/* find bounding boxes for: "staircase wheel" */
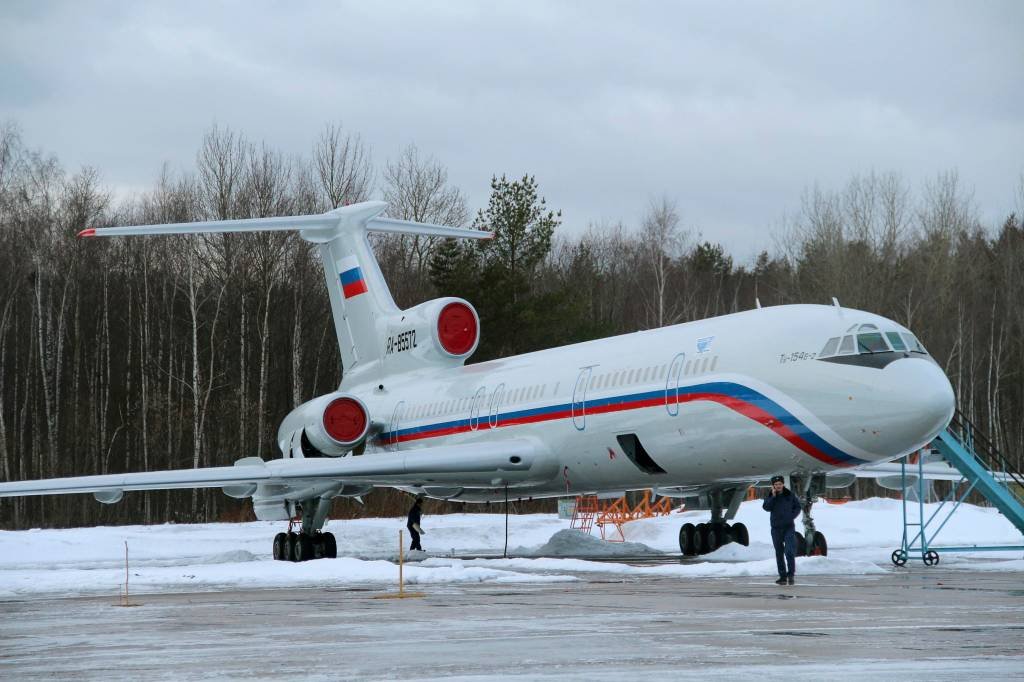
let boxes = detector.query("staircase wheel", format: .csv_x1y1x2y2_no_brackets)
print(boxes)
808,531,827,556
323,532,338,559
923,550,940,566
295,533,315,562
286,531,299,562
678,523,697,556
731,522,749,547
272,532,288,561
795,531,807,557
891,549,908,567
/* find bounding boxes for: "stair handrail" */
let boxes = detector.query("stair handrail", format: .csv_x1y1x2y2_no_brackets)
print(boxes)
947,410,1024,503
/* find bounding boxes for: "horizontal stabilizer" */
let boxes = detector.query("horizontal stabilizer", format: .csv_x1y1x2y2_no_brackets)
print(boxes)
79,201,493,242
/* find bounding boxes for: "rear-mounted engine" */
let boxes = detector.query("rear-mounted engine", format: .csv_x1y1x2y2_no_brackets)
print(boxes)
280,393,371,457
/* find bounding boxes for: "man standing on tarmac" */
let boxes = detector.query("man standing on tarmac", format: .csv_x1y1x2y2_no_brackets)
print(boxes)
763,475,802,585
407,494,426,552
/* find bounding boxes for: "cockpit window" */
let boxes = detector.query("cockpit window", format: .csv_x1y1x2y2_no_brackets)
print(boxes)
886,332,907,351
819,337,840,357
857,332,890,353
902,333,927,354
818,324,930,360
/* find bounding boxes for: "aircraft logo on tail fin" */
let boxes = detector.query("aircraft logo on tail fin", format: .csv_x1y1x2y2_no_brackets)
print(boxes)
338,255,368,299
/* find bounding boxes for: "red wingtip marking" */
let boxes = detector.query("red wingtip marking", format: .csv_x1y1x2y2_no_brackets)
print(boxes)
78,228,97,238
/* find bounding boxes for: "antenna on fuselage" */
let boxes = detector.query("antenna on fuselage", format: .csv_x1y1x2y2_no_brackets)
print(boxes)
755,298,762,309
831,297,843,317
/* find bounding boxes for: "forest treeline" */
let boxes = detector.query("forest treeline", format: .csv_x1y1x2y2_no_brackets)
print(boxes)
1,121,1021,529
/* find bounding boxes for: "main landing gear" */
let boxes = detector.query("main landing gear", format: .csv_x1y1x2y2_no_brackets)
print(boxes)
795,474,829,557
679,520,749,556
678,487,750,557
272,528,337,562
271,496,339,562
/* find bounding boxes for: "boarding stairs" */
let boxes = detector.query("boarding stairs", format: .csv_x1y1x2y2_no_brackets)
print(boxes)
893,409,1024,566
570,492,674,542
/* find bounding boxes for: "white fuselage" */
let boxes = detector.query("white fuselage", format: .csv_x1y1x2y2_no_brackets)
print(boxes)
300,304,954,502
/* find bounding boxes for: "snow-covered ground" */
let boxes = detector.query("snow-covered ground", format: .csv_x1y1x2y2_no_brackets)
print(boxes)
1,498,1021,598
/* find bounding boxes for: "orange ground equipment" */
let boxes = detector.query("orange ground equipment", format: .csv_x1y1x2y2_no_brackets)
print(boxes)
570,491,675,542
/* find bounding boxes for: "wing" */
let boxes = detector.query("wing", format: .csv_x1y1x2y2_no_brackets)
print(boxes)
0,439,555,500
851,461,970,482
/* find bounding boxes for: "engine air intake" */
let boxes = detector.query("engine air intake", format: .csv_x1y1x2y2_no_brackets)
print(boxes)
323,397,369,446
437,301,478,356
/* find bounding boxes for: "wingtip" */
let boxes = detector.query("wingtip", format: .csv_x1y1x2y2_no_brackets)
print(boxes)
77,228,97,239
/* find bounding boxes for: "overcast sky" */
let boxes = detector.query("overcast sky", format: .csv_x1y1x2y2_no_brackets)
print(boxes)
2,1,1021,261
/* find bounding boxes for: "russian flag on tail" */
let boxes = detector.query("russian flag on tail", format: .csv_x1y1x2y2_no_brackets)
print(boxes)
338,256,368,299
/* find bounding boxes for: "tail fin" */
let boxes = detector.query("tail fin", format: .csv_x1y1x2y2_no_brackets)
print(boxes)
81,201,491,384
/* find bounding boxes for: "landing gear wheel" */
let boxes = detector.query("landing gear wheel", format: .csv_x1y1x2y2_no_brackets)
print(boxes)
716,522,733,545
295,533,315,562
322,532,337,559
891,549,908,567
923,550,940,566
679,523,697,556
272,532,288,561
731,522,749,547
806,531,828,557
286,531,299,562
694,523,707,554
795,531,807,557
704,525,721,553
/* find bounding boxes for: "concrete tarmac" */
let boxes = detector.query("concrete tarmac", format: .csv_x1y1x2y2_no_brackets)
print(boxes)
1,568,1022,680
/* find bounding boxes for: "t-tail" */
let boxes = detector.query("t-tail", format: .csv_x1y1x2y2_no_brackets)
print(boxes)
80,201,491,387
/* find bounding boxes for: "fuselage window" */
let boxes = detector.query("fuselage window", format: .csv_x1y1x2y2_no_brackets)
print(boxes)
710,356,718,372
701,356,710,373
838,335,855,355
628,369,636,384
819,337,840,357
684,360,693,375
857,332,889,353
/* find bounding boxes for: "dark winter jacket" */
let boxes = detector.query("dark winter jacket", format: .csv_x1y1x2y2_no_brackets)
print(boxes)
406,503,422,530
762,488,802,528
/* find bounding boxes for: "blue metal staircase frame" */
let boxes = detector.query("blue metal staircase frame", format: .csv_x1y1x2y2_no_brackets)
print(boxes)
892,410,1024,566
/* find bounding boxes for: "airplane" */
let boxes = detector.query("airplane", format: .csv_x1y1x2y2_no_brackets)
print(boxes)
0,201,956,562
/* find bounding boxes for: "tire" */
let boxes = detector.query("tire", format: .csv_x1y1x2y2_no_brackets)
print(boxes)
923,550,940,566
286,531,299,562
891,549,908,567
295,533,314,562
795,531,807,557
272,532,288,561
808,531,828,557
694,523,707,555
323,532,337,559
704,526,720,553
731,522,749,547
679,523,697,556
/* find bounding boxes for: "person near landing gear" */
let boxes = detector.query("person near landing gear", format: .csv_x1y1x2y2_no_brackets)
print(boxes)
407,494,426,552
763,475,801,585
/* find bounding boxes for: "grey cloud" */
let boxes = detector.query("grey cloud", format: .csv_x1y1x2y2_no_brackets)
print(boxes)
1,1,1021,262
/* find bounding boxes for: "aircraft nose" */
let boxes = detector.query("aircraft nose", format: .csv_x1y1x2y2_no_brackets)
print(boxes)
879,358,955,452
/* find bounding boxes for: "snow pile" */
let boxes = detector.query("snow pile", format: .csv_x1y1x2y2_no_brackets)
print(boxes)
524,528,664,557
0,498,1020,598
